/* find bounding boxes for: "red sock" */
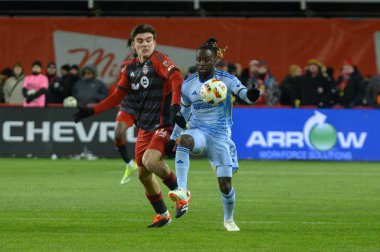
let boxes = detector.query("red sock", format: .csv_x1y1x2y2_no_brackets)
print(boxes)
146,192,167,214
162,171,178,191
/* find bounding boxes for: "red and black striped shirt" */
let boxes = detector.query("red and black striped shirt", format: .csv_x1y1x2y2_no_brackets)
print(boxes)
93,50,183,132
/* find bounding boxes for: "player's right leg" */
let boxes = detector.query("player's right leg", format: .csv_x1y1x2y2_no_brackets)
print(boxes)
168,129,206,218
137,165,171,228
135,133,171,228
114,111,137,184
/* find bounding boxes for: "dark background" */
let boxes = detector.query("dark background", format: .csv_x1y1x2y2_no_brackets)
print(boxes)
0,0,380,18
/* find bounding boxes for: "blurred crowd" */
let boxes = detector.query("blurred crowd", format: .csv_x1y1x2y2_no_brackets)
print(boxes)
0,61,108,107
186,58,380,108
1,58,380,108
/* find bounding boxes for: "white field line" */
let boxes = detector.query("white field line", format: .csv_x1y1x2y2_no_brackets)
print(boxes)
0,217,378,225
190,171,380,176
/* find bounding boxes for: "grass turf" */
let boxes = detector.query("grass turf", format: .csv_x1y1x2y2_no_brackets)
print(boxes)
0,158,379,251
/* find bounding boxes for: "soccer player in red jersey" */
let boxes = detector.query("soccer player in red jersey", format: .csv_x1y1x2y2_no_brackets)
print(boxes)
74,24,186,228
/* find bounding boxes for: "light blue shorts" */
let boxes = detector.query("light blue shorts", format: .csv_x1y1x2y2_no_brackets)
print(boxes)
179,128,239,177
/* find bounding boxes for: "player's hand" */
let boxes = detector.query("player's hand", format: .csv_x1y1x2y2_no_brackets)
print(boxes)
247,88,261,103
170,104,186,129
25,95,36,103
165,139,177,159
73,105,94,123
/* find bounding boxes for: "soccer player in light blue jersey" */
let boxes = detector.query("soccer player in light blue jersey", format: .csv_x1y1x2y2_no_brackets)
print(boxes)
166,38,260,231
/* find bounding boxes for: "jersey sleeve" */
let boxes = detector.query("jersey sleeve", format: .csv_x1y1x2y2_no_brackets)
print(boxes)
152,51,179,79
225,75,254,104
115,62,131,93
180,84,191,107
93,62,130,114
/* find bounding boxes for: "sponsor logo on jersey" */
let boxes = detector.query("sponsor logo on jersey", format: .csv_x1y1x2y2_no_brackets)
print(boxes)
191,91,197,96
168,65,175,72
143,64,148,74
131,76,150,90
154,128,167,138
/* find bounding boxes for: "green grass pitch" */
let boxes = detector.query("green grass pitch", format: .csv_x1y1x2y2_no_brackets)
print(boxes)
0,158,379,251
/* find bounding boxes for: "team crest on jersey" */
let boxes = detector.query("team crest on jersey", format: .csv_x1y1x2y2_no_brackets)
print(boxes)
143,64,148,74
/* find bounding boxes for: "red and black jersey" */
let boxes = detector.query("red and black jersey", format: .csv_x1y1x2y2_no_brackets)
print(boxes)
93,50,183,132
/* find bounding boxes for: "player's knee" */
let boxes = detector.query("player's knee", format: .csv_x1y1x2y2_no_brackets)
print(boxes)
114,130,125,146
142,155,155,171
178,135,194,150
138,168,151,183
218,178,232,195
114,124,127,146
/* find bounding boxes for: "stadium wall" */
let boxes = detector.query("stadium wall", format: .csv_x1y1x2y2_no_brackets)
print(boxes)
0,107,379,161
1,18,380,83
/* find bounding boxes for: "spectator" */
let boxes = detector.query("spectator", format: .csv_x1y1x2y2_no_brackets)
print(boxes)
280,64,302,106
335,59,365,108
252,61,280,105
45,62,63,104
215,60,228,72
185,66,196,80
297,59,331,107
3,63,24,104
72,65,108,105
60,64,75,100
366,74,380,108
70,64,80,83
0,67,13,103
22,60,48,107
240,59,259,87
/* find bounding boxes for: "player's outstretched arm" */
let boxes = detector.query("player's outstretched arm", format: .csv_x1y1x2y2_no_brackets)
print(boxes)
228,76,260,104
73,87,126,123
246,88,261,103
168,71,185,127
73,105,94,123
166,103,191,158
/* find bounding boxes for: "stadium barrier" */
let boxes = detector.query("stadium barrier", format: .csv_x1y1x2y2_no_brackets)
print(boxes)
0,107,136,157
0,107,379,161
232,107,380,161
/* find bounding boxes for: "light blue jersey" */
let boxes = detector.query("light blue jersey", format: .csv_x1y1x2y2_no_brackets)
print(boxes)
171,69,252,139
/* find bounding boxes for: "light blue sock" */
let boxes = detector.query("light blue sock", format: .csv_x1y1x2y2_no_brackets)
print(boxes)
221,187,235,221
175,146,190,190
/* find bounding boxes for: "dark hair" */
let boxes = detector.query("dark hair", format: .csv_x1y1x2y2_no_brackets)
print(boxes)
129,24,157,41
198,38,227,58
31,60,42,68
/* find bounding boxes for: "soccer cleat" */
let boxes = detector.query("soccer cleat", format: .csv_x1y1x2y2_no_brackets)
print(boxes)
224,219,240,231
120,160,137,185
147,214,172,228
168,189,191,218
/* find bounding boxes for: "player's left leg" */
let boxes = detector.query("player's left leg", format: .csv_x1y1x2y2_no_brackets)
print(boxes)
208,136,240,231
217,169,240,232
114,111,137,184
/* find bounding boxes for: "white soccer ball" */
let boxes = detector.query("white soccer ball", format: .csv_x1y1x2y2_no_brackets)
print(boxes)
63,96,78,108
27,89,36,96
200,79,228,106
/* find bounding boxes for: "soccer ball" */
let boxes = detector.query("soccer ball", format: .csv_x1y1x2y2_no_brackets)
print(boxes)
63,96,78,108
200,79,228,106
27,89,36,96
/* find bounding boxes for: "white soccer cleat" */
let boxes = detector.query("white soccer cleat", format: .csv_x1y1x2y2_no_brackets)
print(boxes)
224,219,240,231
168,188,191,218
